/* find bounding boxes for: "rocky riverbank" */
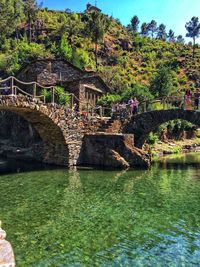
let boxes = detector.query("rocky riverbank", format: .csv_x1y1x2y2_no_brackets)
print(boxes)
151,138,200,159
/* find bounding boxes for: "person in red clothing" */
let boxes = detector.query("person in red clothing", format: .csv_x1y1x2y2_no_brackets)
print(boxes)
184,89,192,110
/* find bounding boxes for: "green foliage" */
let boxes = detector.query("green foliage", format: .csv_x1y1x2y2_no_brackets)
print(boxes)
82,11,111,69
41,86,70,105
17,39,51,62
121,84,154,102
0,0,24,39
172,145,181,154
0,2,199,100
147,132,158,145
60,35,72,61
158,120,196,137
55,86,70,106
72,49,94,69
41,88,52,103
150,66,174,98
97,94,121,106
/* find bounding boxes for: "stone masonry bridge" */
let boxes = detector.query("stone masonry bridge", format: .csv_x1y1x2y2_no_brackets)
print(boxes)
122,109,200,147
0,95,100,167
1,77,200,169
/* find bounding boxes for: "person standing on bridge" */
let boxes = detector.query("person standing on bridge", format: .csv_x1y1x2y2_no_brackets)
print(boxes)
184,89,192,110
132,97,140,115
128,97,133,115
194,88,200,110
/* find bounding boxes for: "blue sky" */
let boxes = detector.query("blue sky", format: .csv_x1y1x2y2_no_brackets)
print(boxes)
41,0,200,42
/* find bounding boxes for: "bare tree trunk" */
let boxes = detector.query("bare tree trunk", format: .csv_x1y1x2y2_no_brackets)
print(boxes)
193,37,195,58
29,18,32,43
95,41,98,71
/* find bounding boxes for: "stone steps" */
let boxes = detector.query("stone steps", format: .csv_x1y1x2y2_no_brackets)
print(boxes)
97,118,117,132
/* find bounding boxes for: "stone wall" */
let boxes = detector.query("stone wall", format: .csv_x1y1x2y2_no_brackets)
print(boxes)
81,133,150,169
17,60,85,85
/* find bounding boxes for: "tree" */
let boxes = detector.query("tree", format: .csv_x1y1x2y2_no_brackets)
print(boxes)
0,0,24,39
185,16,200,58
147,20,157,39
176,35,185,44
141,22,149,36
168,29,175,42
157,24,167,40
59,13,84,47
82,11,110,70
23,0,40,43
131,15,140,33
150,66,173,98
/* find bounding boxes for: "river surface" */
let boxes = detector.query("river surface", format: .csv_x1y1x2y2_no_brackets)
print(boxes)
0,154,200,267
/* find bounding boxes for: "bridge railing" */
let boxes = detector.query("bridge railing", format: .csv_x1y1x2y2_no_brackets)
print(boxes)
104,95,198,119
0,76,107,119
0,76,55,103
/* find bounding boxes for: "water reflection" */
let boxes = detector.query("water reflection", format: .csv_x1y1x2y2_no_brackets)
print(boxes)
0,154,200,266
0,157,61,174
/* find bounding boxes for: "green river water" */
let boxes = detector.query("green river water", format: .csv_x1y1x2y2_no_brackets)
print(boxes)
0,153,200,267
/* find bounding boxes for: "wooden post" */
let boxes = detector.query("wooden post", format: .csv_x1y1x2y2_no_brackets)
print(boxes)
87,102,89,117
163,99,166,110
33,83,36,98
71,94,74,109
100,106,102,118
51,87,55,104
10,77,14,95
144,100,147,112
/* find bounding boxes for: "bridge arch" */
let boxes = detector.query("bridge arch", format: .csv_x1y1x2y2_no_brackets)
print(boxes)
123,109,200,147
0,96,85,166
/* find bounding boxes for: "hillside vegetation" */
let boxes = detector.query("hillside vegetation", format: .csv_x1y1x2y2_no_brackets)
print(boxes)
0,1,200,103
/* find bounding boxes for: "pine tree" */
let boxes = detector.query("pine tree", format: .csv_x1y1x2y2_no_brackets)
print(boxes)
157,24,167,40
185,16,200,58
23,0,39,43
0,0,23,38
150,66,173,98
141,22,148,36
168,29,175,42
82,11,110,70
131,15,140,33
147,20,157,39
176,35,185,44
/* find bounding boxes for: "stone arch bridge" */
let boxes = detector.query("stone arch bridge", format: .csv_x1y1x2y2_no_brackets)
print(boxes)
0,95,99,167
122,109,200,147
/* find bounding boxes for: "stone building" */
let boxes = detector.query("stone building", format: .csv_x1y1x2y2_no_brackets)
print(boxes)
86,3,101,13
16,59,109,111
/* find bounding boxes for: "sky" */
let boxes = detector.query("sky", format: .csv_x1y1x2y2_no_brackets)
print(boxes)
41,0,200,43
